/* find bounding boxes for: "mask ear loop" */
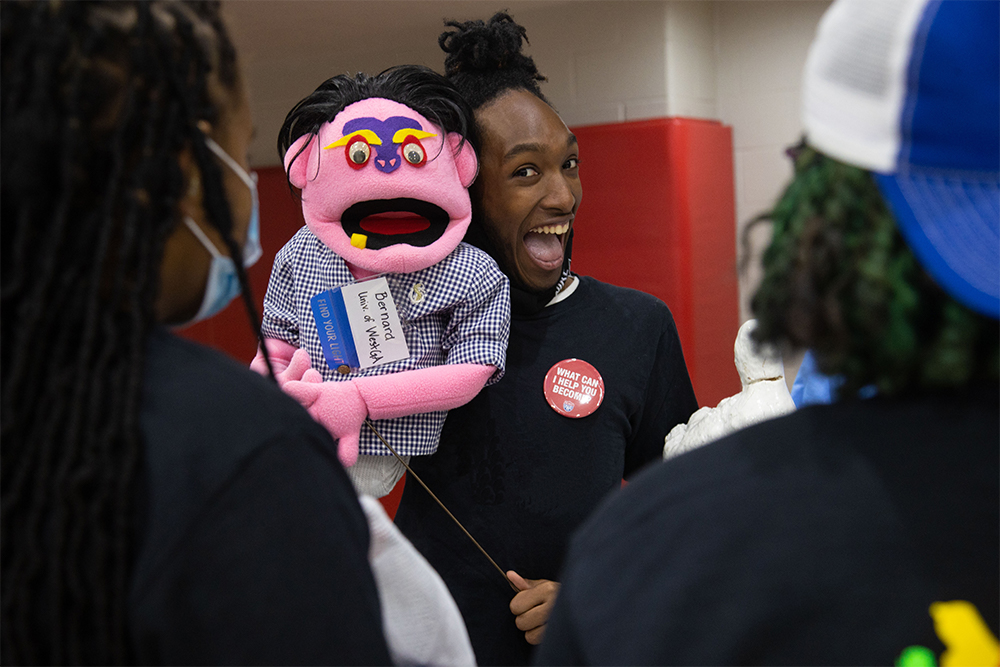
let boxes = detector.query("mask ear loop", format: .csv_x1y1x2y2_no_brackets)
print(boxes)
204,136,255,190
202,136,260,267
183,215,226,259
193,135,276,382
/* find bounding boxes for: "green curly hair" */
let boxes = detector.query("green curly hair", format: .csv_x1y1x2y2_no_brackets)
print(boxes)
750,142,999,398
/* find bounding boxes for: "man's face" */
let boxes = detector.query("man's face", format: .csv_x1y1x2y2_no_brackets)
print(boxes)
473,90,582,292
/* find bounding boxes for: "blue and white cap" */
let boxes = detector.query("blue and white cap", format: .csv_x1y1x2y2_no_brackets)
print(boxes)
802,0,999,319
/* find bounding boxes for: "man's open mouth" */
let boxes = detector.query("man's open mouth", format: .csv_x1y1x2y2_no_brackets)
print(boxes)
341,198,449,250
523,222,570,270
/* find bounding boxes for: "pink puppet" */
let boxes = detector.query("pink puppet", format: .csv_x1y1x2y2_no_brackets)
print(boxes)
251,67,510,497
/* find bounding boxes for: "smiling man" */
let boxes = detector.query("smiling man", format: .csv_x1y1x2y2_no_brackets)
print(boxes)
472,88,581,296
392,12,699,666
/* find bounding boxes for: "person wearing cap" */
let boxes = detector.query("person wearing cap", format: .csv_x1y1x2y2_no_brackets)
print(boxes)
534,0,999,664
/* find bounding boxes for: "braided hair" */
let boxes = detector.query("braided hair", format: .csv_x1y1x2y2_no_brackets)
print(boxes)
749,142,1000,397
1,2,269,663
278,64,477,187
438,11,548,111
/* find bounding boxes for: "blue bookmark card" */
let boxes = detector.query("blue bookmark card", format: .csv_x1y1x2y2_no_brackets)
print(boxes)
310,289,360,370
310,276,410,372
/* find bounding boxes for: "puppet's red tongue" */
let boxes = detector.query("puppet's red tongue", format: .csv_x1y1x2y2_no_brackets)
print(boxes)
360,213,430,235
524,231,563,267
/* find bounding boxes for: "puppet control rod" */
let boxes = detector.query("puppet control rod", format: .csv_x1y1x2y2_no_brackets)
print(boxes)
364,419,520,593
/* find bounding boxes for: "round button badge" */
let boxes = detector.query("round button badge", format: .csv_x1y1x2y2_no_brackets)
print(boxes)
543,358,605,418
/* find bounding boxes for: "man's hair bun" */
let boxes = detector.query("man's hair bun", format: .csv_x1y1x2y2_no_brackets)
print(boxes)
438,11,548,109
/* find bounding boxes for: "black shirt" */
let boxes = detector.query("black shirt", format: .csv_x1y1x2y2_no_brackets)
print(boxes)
536,385,1000,666
129,329,391,665
395,276,698,666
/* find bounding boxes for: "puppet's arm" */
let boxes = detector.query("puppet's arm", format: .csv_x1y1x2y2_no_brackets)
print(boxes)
249,338,313,387
284,363,495,467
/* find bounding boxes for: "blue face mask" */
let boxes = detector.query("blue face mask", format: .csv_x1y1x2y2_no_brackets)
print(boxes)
175,138,261,327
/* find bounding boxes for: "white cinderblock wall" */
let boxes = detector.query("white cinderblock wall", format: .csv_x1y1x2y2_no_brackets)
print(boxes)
715,1,832,324
511,1,717,126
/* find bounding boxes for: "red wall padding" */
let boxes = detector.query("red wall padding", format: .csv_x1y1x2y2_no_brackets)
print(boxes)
182,117,741,517
570,117,741,408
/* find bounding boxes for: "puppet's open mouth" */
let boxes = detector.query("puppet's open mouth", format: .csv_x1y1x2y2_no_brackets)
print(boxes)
342,198,449,250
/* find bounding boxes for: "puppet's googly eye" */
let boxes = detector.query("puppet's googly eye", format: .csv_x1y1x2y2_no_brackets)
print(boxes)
402,139,426,166
346,138,371,169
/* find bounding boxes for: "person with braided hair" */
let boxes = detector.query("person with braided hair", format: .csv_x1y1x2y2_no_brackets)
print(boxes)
392,12,698,665
1,2,391,664
536,1,999,664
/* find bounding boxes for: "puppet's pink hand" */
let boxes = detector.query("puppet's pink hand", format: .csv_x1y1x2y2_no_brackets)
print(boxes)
250,338,297,377
275,349,314,386
250,340,314,387
283,379,368,467
249,352,274,377
301,368,324,383
334,432,361,468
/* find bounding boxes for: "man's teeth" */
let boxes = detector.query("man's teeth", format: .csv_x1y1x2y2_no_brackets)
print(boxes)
533,223,570,235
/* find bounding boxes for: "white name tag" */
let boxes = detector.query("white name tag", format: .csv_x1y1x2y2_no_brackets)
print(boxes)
339,277,410,369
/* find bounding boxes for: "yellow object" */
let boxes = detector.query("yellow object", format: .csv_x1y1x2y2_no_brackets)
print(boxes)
350,233,368,249
930,600,1000,667
324,130,382,149
391,128,437,143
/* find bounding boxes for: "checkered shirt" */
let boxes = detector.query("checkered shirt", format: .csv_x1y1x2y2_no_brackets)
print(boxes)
262,226,510,456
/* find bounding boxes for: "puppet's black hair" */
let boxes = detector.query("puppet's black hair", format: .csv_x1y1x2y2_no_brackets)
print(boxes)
748,142,999,397
439,11,548,111
1,1,269,663
277,65,477,186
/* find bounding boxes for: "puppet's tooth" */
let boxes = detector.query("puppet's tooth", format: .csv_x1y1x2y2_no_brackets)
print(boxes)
351,233,368,249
